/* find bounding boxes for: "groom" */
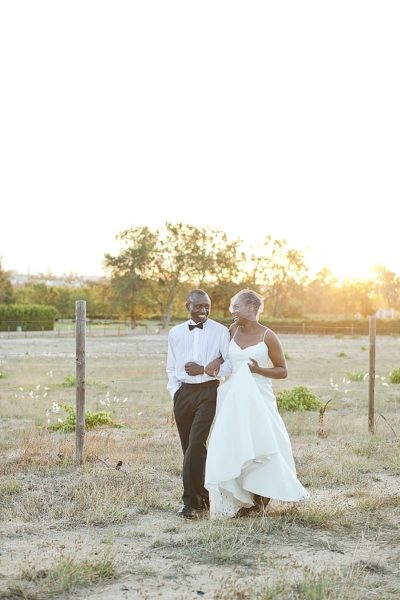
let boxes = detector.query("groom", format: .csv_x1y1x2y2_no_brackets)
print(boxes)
166,289,230,519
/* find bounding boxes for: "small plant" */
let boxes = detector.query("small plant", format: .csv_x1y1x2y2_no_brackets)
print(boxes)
48,404,122,432
346,371,365,382
277,386,322,412
0,370,7,379
60,375,107,388
389,368,400,384
361,345,367,351
336,351,347,358
62,374,76,387
317,399,332,438
284,352,291,361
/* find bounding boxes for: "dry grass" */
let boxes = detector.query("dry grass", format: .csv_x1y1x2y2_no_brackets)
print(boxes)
0,333,399,599
5,552,116,599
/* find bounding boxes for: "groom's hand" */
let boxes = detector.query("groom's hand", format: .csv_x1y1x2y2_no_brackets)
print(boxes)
184,362,204,376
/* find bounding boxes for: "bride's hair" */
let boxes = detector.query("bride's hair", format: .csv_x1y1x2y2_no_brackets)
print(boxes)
229,289,265,318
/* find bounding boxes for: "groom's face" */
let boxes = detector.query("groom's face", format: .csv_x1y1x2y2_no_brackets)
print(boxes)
186,292,211,324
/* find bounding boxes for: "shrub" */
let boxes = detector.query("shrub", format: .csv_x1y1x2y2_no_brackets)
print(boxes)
0,370,7,379
389,368,400,384
277,386,322,412
48,404,122,432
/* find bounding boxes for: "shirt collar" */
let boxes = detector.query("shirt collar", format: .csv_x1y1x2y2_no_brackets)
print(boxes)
188,319,208,326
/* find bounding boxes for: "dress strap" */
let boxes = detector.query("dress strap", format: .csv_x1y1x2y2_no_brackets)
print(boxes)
261,326,269,343
232,325,239,340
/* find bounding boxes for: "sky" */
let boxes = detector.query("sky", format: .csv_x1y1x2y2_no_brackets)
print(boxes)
1,1,399,282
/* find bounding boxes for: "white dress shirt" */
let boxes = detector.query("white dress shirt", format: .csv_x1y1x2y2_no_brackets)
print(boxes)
166,318,231,399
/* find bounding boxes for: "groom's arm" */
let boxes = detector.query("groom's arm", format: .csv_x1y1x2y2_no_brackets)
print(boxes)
205,326,232,377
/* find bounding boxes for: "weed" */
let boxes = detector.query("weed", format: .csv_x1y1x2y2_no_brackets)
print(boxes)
186,519,267,565
352,437,382,458
0,479,23,496
389,368,400,384
61,374,76,387
283,504,352,530
9,553,116,597
346,371,365,382
317,399,331,438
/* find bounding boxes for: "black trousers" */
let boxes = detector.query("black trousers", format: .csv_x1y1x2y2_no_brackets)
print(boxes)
173,380,218,509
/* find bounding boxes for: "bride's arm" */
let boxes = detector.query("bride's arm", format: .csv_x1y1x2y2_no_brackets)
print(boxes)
249,330,287,379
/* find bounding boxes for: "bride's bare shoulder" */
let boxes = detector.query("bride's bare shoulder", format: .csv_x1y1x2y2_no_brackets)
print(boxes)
228,323,239,339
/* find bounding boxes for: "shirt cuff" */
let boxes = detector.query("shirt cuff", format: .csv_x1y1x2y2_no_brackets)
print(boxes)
169,384,180,400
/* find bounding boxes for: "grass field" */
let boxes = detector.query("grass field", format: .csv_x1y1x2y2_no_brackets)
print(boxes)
0,332,399,599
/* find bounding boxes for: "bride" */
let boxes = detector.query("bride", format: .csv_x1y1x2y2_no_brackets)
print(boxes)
204,289,309,518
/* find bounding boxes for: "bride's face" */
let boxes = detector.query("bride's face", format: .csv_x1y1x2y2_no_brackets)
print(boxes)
230,299,257,323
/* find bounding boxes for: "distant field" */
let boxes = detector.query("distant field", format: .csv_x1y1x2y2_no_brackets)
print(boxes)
0,334,399,599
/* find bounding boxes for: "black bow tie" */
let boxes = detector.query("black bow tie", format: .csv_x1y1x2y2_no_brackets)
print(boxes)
189,322,203,331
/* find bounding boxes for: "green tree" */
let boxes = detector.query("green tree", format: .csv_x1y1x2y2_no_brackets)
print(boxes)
372,266,400,311
103,227,158,326
247,237,309,317
304,268,339,315
0,258,14,304
14,283,58,306
104,223,242,326
338,279,377,317
146,223,243,325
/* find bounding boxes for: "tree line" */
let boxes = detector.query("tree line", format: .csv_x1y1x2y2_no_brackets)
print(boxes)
1,223,400,325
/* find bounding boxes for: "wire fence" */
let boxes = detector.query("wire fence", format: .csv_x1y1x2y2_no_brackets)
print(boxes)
1,319,400,338
0,322,165,338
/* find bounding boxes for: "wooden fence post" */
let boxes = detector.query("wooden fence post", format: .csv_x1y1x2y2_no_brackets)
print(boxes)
75,300,86,464
368,316,376,434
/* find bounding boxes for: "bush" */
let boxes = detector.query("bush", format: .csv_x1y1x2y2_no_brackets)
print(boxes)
389,368,400,384
48,404,122,432
277,386,322,412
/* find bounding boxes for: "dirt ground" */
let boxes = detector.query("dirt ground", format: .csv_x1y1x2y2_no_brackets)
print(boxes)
0,333,399,599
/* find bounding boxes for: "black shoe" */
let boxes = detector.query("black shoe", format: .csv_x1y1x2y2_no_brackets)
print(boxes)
177,505,202,520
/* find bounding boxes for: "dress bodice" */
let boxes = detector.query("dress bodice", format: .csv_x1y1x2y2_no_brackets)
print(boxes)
229,339,269,373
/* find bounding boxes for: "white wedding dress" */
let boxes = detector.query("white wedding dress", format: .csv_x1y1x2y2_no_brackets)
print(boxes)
205,334,310,518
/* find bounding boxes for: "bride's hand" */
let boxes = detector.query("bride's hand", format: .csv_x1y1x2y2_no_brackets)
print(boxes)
205,357,223,377
248,358,259,373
